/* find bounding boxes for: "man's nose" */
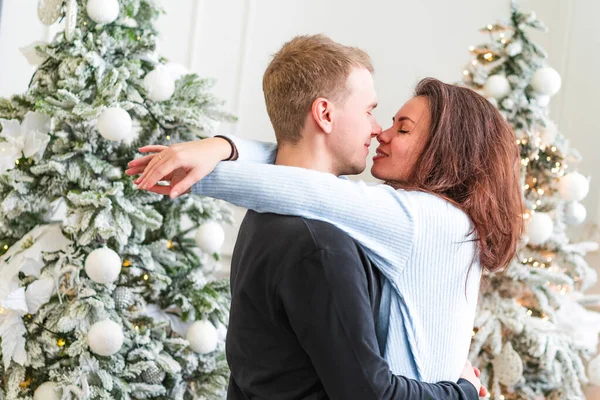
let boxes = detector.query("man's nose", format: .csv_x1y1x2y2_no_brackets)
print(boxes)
372,122,382,137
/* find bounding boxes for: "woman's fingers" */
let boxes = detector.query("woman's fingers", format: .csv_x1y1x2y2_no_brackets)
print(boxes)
128,153,157,167
138,145,169,153
138,151,171,189
479,386,488,397
125,166,146,176
144,184,174,196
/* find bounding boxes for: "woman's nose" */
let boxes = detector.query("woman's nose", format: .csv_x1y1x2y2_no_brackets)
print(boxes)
377,128,392,144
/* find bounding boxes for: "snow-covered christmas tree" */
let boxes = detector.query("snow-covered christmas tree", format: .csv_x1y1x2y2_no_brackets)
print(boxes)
0,0,234,398
462,1,600,399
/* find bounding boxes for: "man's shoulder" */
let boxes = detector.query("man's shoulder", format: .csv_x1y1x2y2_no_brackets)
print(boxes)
242,210,358,253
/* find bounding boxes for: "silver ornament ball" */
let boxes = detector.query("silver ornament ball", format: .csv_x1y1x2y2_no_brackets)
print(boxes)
113,286,135,309
141,364,166,384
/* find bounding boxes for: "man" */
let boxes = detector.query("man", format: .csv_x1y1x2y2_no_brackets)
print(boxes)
127,35,485,399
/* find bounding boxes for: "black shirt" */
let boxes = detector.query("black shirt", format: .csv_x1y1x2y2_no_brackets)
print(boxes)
226,211,478,400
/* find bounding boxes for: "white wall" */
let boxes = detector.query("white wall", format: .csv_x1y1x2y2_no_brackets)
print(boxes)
1,0,598,263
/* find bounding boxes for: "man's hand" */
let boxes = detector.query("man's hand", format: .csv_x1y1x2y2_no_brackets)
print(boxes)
460,360,488,398
125,137,233,198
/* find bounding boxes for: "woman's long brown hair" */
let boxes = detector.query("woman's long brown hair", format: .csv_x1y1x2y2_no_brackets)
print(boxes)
398,78,523,273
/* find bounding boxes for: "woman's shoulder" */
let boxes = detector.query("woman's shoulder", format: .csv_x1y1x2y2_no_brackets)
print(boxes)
399,190,472,228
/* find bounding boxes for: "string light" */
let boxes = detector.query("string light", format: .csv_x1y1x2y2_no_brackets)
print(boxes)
527,310,533,316
166,135,171,140
57,338,66,347
19,377,32,388
469,46,475,51
123,260,132,267
463,70,470,76
471,60,478,66
166,240,174,249
143,274,149,281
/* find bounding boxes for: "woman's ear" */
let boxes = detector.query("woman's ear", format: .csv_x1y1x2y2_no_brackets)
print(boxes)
311,97,333,134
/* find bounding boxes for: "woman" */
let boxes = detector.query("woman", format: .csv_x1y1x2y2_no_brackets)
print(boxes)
126,78,523,383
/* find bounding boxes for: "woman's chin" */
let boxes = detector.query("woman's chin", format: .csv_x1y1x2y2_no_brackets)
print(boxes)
370,165,384,181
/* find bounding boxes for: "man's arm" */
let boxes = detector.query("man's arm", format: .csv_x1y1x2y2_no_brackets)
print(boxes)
277,246,479,400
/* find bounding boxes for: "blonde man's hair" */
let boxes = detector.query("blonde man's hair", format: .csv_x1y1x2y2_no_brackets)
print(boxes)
262,34,374,144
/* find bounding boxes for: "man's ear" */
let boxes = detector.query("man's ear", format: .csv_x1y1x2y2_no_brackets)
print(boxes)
311,97,333,134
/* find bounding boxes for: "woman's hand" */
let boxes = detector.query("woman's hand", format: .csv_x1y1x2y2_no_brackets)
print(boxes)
460,360,488,397
125,137,233,199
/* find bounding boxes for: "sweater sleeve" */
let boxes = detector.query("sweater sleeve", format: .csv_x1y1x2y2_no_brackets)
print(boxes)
191,162,415,283
224,134,278,164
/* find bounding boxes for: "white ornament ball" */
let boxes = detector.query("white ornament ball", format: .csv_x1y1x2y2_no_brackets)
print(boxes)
565,201,587,225
526,212,554,246
531,67,562,96
97,107,133,142
588,354,600,386
535,94,551,107
494,342,523,386
34,382,62,400
186,320,218,354
195,222,225,254
85,247,122,284
216,321,227,341
165,63,189,81
87,319,124,356
144,67,176,102
558,172,590,202
86,0,120,24
483,75,511,99
539,120,557,145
